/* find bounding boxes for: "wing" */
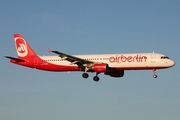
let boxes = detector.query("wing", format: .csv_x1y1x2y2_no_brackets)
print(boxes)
50,50,94,67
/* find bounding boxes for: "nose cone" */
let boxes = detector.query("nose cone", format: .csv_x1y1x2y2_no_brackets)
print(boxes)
169,60,175,67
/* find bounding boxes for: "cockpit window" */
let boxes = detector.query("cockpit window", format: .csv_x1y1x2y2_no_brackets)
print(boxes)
161,56,169,59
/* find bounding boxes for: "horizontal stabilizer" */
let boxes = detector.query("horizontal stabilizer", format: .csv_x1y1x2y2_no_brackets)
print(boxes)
4,56,26,62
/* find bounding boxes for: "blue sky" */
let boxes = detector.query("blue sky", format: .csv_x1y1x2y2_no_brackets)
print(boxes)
0,0,180,120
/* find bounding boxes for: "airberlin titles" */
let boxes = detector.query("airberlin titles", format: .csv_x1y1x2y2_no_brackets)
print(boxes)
15,37,28,57
109,54,147,63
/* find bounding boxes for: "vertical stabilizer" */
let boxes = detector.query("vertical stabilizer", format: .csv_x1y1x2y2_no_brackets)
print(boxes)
14,34,37,58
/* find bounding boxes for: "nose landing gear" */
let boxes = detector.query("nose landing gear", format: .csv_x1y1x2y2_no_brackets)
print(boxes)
152,69,157,78
153,74,157,78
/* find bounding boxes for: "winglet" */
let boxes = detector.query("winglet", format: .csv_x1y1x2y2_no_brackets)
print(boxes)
48,48,52,53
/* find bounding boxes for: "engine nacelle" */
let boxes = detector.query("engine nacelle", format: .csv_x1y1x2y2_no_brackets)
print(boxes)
105,70,124,77
93,63,109,72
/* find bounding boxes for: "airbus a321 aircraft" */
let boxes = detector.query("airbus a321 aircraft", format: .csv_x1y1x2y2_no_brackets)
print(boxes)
5,34,175,82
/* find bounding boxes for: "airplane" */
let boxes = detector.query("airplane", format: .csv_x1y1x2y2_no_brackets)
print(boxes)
5,34,175,82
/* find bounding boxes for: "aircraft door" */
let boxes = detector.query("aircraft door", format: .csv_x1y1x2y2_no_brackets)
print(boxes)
34,57,39,65
151,53,156,63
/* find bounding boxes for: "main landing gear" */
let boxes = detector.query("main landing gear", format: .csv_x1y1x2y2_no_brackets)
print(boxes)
82,72,100,82
152,69,157,78
82,73,89,79
93,72,100,82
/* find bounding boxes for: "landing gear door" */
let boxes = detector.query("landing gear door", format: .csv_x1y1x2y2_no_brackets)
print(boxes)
151,53,156,63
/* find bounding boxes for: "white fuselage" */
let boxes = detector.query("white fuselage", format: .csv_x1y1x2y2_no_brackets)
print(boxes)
39,53,175,70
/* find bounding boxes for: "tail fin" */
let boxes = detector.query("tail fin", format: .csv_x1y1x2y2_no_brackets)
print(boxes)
14,34,37,58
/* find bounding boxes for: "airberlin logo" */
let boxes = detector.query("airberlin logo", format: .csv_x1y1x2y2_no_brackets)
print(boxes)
15,37,28,57
109,55,147,63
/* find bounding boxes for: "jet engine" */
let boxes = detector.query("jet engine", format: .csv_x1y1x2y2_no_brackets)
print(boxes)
105,70,124,77
92,63,109,72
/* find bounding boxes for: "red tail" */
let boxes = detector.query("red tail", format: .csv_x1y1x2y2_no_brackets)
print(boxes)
14,34,37,58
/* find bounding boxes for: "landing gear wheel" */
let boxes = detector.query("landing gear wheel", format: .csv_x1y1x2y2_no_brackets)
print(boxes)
152,69,157,78
93,76,99,82
153,75,157,78
82,73,89,79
